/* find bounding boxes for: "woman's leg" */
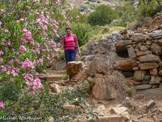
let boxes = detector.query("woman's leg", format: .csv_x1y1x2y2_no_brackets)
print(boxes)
70,49,76,61
65,50,71,63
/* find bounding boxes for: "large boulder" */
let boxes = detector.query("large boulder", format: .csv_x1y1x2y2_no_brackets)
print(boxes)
149,30,162,38
66,61,83,79
116,59,136,71
130,33,148,42
92,71,127,100
90,52,118,74
138,54,161,63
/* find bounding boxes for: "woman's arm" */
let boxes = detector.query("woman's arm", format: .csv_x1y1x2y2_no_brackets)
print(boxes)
76,41,81,56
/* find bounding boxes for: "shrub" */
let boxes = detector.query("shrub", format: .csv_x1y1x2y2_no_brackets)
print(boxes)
88,5,117,26
115,2,137,27
71,23,91,46
137,0,161,17
62,73,69,80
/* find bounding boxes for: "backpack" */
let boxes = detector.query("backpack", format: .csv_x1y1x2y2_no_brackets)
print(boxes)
63,34,78,49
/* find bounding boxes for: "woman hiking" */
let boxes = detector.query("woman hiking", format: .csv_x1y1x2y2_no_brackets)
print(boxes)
59,27,81,63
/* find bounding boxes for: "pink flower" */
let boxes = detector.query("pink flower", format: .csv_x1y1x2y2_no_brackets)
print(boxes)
67,8,71,11
56,0,59,4
26,82,33,88
45,0,49,4
1,42,8,46
4,29,9,33
0,58,3,63
76,16,80,18
1,65,6,73
66,21,70,26
32,86,37,91
0,21,2,26
0,102,5,109
52,54,55,59
33,0,40,2
19,46,26,51
57,43,60,47
36,19,41,24
11,70,18,76
56,33,59,38
15,59,20,63
22,28,28,33
20,38,27,43
21,59,34,69
0,51,4,56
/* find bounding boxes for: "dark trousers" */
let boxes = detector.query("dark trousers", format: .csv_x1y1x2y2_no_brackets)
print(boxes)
65,49,76,63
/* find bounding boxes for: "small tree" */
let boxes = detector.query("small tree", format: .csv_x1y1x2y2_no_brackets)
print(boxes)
88,5,117,26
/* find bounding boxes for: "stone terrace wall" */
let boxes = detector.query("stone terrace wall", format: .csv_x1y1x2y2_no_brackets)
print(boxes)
115,28,162,91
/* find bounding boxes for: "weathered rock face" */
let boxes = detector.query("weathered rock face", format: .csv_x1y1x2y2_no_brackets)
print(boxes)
66,61,83,79
92,72,127,100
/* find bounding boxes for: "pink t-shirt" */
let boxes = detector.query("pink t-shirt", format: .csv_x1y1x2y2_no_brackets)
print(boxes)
62,34,78,50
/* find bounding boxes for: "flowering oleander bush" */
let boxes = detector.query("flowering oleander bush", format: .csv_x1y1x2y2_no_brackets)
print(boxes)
0,0,95,121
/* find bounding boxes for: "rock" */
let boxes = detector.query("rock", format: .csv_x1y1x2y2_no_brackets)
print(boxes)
88,0,96,2
92,72,126,100
136,50,152,57
63,104,82,111
49,116,54,122
90,53,118,74
149,30,162,38
140,46,148,51
84,55,95,62
50,84,62,93
152,85,159,88
150,76,161,85
66,61,83,79
150,68,158,75
151,43,162,55
144,75,151,81
73,115,124,122
116,40,133,51
130,33,148,42
110,106,129,120
120,29,127,34
128,47,136,58
138,54,161,63
146,40,152,45
53,60,66,70
146,100,156,109
133,67,139,70
38,74,47,80
76,80,93,93
134,70,146,81
135,84,152,90
116,59,136,71
134,82,142,85
157,39,162,46
139,63,159,70
159,70,162,76
159,83,162,88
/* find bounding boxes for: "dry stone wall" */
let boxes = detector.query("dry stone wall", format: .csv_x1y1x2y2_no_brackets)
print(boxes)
115,28,162,91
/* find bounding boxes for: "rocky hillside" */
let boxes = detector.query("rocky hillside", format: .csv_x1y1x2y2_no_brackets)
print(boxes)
68,0,122,13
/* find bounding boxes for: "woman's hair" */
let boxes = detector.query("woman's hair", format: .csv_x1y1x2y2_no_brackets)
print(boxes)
65,27,72,30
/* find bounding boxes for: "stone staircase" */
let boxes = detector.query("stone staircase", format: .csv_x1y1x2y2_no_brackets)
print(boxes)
42,69,125,122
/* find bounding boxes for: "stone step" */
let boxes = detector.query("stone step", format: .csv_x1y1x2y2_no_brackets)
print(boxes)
46,70,66,75
46,75,63,82
73,115,124,122
47,80,69,85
